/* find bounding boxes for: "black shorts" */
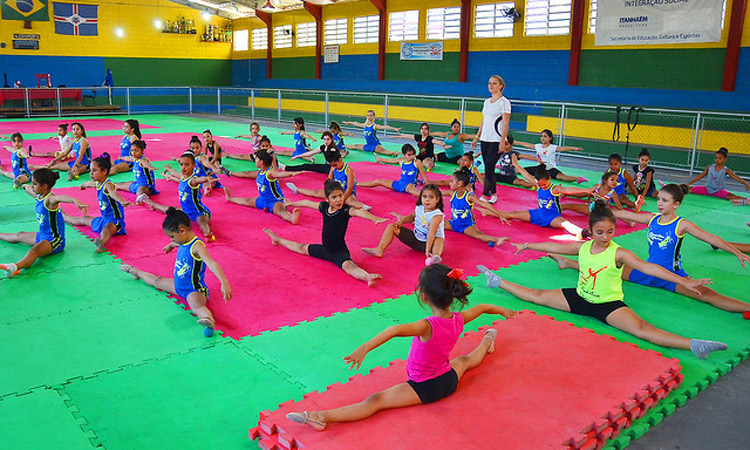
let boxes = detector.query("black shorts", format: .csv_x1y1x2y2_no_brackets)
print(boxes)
396,227,427,252
496,173,518,185
525,165,561,179
562,288,627,323
416,152,435,161
436,153,461,165
308,244,351,269
407,368,458,404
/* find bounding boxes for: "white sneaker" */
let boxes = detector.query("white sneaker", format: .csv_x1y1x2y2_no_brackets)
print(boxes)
278,163,286,171
488,195,498,204
286,182,298,194
362,204,372,211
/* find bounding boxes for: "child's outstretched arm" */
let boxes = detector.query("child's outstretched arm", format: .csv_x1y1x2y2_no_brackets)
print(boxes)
687,166,709,186
139,157,159,172
290,147,322,161
267,168,301,180
300,131,317,142
374,123,401,132
193,242,232,302
373,154,403,165
680,220,750,267
350,207,388,224
162,164,181,180
460,303,518,324
512,241,583,256
78,180,97,189
726,167,750,191
104,183,132,207
617,247,711,294
555,185,595,197
429,131,449,138
278,130,294,135
118,156,136,163
558,145,583,153
612,209,654,224
472,194,510,225
48,193,88,213
425,214,443,257
512,140,536,150
285,199,320,210
344,320,431,370
342,120,365,128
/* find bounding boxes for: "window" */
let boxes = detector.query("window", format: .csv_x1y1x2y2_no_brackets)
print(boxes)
274,25,292,48
426,7,461,40
233,29,249,51
251,28,267,50
353,15,379,43
589,0,727,33
297,22,317,47
524,0,571,36
324,18,348,45
389,10,419,41
475,3,515,38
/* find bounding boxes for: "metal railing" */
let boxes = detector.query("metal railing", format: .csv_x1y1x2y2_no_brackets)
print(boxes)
2,86,748,177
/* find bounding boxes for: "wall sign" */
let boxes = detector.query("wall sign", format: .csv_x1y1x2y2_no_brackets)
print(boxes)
595,0,723,46
14,34,41,39
399,42,443,61
323,45,339,64
13,39,40,50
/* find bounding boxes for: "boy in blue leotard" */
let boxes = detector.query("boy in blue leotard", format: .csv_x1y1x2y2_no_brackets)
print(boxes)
121,207,232,333
62,153,131,252
358,144,430,197
223,149,302,224
343,110,401,156
1,132,32,188
0,169,88,278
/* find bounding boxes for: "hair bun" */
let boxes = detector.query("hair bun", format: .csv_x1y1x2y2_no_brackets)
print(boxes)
52,172,60,181
101,152,110,160
166,206,177,215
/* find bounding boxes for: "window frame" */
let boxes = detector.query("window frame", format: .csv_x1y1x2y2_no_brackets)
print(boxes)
388,10,420,42
426,6,461,40
474,2,516,39
324,17,348,45
353,14,380,44
274,24,292,49
251,27,268,50
296,22,317,48
524,0,572,37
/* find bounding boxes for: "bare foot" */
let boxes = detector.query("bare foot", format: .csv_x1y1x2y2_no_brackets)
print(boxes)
362,247,383,258
263,228,280,245
223,187,231,200
120,264,140,280
94,238,104,253
366,273,382,287
547,253,573,270
291,207,301,225
494,237,509,246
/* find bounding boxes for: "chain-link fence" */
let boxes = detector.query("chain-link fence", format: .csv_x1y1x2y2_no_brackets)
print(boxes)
2,87,748,177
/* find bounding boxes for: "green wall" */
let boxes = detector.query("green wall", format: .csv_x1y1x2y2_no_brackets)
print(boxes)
272,56,316,79
104,57,232,86
384,52,460,82
579,48,725,91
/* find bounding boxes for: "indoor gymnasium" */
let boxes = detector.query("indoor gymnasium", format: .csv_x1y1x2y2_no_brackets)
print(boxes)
1,0,749,449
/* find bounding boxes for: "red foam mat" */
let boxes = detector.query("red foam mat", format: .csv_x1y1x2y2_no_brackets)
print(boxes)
0,118,159,135
250,311,683,450
52,161,643,339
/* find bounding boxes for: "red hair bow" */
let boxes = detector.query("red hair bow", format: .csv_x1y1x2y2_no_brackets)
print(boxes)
447,268,464,280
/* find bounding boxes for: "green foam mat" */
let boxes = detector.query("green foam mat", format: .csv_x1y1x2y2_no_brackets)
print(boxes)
0,389,95,449
61,341,306,450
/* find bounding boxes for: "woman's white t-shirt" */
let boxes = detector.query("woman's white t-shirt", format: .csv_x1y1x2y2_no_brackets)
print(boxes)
535,143,558,169
480,96,512,143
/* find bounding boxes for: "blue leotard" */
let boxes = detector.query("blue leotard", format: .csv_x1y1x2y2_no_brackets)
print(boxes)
179,175,211,221
528,185,561,227
293,131,307,157
193,157,223,189
363,123,380,152
333,163,356,196
391,160,418,193
173,236,209,299
35,192,65,254
68,138,91,168
613,168,626,196
628,214,688,292
11,150,30,179
91,179,126,235
114,135,134,168
255,169,285,211
129,157,159,195
333,133,345,151
449,191,475,233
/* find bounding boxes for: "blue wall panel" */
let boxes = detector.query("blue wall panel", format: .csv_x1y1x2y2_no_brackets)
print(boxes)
467,50,570,87
0,55,105,88
321,54,379,80
734,47,750,93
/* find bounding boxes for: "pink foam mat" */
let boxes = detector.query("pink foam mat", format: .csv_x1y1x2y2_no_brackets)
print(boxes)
0,119,159,136
53,162,643,339
251,311,683,450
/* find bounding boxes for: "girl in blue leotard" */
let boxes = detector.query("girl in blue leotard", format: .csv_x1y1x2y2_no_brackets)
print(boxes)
278,117,317,161
43,122,91,181
146,151,217,241
343,110,401,156
358,144,430,198
0,169,87,278
110,119,142,175
1,132,31,188
112,140,159,203
63,153,131,252
184,135,224,194
550,183,750,315
443,168,509,247
223,149,302,224
120,207,232,333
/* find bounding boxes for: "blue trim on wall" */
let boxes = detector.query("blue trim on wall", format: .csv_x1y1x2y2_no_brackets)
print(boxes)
0,55,104,88
321,54,379,80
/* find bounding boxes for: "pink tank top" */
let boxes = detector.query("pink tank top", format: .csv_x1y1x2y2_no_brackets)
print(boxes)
406,313,464,382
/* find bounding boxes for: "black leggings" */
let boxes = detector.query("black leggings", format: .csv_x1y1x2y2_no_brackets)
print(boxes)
285,163,330,174
480,141,501,196
436,153,461,164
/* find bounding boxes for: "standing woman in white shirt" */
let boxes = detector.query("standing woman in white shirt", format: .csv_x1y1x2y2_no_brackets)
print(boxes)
514,129,588,184
472,75,510,204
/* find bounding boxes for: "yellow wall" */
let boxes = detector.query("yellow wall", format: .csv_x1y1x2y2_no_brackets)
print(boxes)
0,0,232,59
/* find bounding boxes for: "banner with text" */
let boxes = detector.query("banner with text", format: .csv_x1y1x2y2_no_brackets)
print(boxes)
595,0,724,46
400,41,443,61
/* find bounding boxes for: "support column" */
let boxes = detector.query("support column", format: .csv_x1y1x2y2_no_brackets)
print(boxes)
459,0,470,82
256,10,273,79
370,0,387,80
722,0,748,91
568,0,585,85
304,1,323,79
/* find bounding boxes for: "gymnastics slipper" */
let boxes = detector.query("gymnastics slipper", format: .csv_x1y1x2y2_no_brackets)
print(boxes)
286,412,326,431
576,176,589,184
197,317,215,329
485,328,498,353
0,263,20,278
